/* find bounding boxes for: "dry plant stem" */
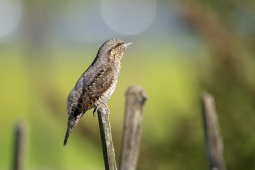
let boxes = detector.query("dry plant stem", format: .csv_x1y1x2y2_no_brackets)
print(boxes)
98,109,117,170
13,121,25,170
119,85,148,170
202,92,226,170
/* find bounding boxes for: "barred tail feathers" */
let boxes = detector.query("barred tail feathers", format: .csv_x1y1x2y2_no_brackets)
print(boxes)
63,125,72,146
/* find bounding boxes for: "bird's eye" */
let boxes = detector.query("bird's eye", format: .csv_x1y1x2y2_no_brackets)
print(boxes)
108,42,124,54
114,43,121,48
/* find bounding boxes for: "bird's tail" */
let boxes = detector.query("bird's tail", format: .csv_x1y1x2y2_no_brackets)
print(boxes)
63,125,73,146
63,116,77,146
63,112,84,146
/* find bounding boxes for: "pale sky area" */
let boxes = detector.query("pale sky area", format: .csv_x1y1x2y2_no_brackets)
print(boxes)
0,0,196,44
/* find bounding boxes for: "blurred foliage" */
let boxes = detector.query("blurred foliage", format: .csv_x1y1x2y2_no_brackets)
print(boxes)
1,0,255,170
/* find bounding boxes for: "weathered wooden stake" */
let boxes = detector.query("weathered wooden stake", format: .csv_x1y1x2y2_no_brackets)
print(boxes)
201,92,226,170
13,121,26,170
119,85,147,170
98,107,117,170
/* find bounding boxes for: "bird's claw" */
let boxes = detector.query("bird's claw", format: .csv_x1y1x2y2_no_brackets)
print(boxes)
103,103,110,116
93,107,98,119
93,104,110,119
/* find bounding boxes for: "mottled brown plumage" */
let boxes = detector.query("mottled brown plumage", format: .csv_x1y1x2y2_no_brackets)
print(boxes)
64,39,132,146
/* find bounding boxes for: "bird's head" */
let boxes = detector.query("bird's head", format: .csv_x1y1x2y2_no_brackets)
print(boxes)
108,40,132,60
98,39,132,70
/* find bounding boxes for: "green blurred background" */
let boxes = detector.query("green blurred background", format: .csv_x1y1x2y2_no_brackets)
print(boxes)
1,0,255,169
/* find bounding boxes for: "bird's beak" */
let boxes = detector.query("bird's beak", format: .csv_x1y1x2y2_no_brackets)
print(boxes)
121,42,133,51
124,43,133,48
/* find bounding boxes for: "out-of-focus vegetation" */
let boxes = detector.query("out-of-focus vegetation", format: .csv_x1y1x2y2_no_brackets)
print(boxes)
0,0,255,170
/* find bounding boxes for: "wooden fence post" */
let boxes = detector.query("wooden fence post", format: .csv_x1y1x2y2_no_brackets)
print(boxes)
12,121,26,170
98,106,117,170
119,85,147,170
201,92,226,170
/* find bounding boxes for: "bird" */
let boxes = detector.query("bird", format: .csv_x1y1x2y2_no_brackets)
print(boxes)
63,39,132,146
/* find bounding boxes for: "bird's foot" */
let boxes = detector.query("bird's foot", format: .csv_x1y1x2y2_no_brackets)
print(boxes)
102,103,110,116
93,107,99,119
97,103,110,116
93,103,110,118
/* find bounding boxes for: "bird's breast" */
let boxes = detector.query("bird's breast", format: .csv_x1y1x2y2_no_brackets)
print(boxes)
95,79,118,105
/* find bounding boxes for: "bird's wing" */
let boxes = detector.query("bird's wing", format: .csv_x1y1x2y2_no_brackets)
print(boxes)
78,63,115,113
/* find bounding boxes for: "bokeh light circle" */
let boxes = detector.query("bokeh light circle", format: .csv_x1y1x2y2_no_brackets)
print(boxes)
101,0,156,35
0,0,22,37
59,0,111,43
